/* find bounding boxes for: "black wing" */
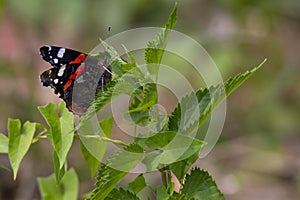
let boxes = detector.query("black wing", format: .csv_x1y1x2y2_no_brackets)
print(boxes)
40,45,85,67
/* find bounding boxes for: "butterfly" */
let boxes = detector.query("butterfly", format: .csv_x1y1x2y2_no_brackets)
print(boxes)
39,45,112,115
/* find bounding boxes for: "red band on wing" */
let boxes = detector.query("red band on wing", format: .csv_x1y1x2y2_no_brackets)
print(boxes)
69,54,86,64
63,64,86,91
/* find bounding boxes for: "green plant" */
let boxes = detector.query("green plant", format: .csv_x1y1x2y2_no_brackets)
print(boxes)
0,4,265,200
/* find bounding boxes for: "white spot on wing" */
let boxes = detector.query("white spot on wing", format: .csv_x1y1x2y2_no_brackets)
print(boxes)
54,79,58,84
58,65,66,77
57,48,65,58
53,58,58,64
47,45,51,51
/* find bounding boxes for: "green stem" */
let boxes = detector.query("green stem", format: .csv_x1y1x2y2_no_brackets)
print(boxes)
79,134,127,146
160,166,169,189
32,129,48,144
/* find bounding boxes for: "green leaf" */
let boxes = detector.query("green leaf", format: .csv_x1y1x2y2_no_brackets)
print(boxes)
108,144,144,173
100,118,113,137
128,174,147,195
79,117,112,167
80,118,113,178
8,119,35,180
169,63,265,133
38,102,74,170
141,131,205,171
129,83,158,113
182,168,225,200
105,188,140,200
38,168,79,200
80,140,99,179
53,151,66,183
157,185,169,200
86,143,144,200
225,59,266,96
138,131,176,149
169,151,200,184
145,3,177,75
0,133,8,153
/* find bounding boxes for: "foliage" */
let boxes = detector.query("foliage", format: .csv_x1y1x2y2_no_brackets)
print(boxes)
0,3,265,200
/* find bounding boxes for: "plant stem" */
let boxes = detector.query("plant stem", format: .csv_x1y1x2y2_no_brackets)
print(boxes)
79,134,127,146
160,166,169,188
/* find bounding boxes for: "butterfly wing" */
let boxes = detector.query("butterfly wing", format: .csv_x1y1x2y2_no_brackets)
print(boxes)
40,45,85,67
40,45,112,115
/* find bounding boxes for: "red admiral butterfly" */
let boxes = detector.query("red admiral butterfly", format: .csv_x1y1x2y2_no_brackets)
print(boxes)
40,45,112,115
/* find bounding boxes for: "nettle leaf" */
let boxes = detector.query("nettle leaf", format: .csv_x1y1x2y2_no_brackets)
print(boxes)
176,92,200,132
127,83,158,125
38,168,79,200
225,61,265,95
38,101,74,170
79,118,113,178
129,83,157,112
128,174,147,195
141,131,205,171
169,151,200,184
145,3,177,75
182,168,225,200
169,62,264,133
137,131,176,149
105,188,140,200
86,143,144,200
0,133,8,153
8,119,35,180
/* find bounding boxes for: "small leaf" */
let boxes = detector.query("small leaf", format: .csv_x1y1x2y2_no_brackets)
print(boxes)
53,151,66,183
156,185,169,200
225,59,266,96
80,140,99,179
108,144,144,172
79,118,113,178
145,3,177,75
128,174,147,194
0,133,8,153
38,102,74,170
58,101,74,167
182,168,225,200
79,117,111,167
169,151,200,183
105,188,140,200
99,118,113,137
38,168,79,200
139,131,176,149
141,132,204,171
8,119,35,180
129,83,157,113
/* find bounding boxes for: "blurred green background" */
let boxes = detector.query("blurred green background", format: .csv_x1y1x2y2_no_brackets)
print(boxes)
0,0,300,199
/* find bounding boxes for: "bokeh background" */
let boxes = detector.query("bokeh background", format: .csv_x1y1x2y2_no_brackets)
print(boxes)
0,0,300,199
